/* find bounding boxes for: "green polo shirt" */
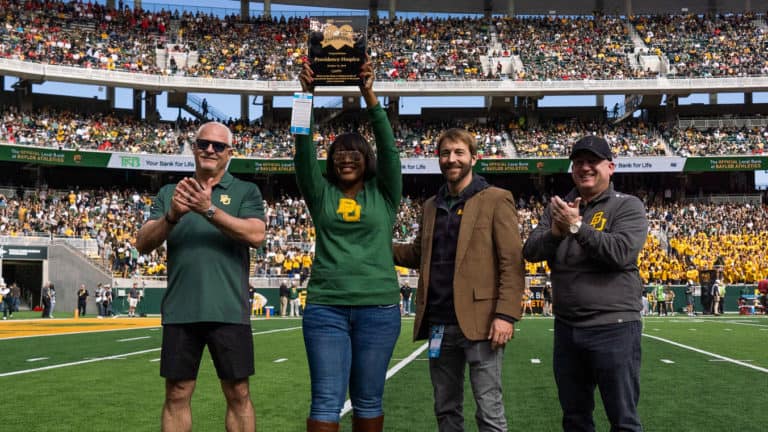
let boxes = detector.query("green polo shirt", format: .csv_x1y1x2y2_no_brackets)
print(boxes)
294,103,401,305
149,172,265,325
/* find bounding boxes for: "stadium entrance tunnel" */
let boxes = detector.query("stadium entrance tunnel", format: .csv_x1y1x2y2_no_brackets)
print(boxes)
1,260,43,309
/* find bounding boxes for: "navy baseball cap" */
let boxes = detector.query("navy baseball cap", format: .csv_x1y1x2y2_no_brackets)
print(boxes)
570,136,613,161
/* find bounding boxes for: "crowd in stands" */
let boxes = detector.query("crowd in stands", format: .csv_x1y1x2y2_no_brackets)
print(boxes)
510,118,667,157
632,13,768,78
0,187,427,279
519,196,768,284
368,17,488,81
0,107,512,158
664,125,768,156
3,1,768,81
10,106,768,158
0,1,489,81
492,15,650,81
0,107,187,153
641,201,768,284
0,186,165,277
2,185,768,285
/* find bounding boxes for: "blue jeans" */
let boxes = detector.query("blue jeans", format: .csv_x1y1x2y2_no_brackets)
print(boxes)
429,324,507,432
303,303,401,422
401,298,411,315
553,320,643,432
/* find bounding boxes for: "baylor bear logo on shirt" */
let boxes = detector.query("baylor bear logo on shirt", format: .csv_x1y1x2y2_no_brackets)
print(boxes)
589,211,607,231
220,195,231,205
336,198,361,222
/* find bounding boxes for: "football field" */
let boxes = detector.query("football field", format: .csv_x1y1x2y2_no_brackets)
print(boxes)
1,313,766,431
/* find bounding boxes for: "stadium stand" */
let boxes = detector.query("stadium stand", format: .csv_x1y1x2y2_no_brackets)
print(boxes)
1,0,768,316
2,186,768,286
11,107,768,157
2,1,768,81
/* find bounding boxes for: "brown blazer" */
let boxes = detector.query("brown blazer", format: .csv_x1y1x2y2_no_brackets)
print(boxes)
393,186,525,341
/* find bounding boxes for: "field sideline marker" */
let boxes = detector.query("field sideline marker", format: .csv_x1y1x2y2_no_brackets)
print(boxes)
643,333,768,374
0,324,161,341
340,342,429,418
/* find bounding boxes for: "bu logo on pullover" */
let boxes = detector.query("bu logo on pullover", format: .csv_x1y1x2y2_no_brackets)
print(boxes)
336,198,361,222
589,211,607,231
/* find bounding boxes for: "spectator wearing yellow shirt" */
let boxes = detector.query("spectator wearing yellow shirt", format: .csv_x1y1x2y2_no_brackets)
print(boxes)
300,252,313,285
282,255,293,275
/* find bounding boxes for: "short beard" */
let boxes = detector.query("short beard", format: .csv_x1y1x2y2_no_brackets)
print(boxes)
441,163,472,186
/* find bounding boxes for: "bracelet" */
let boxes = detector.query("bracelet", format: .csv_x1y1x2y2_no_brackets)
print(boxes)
164,213,179,225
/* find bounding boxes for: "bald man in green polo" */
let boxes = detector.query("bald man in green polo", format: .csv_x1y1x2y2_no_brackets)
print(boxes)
137,121,266,432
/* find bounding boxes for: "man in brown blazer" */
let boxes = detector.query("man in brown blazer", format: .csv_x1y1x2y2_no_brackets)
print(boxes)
393,128,525,432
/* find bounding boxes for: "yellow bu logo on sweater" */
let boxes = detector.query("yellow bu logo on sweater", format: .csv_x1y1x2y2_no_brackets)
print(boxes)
589,211,607,231
337,198,361,222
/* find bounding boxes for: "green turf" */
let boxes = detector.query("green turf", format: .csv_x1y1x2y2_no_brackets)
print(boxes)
1,315,766,431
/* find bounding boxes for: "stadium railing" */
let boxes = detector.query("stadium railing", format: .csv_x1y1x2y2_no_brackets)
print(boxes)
5,58,768,96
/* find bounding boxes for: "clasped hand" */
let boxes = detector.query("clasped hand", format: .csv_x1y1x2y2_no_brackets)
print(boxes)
550,195,581,237
170,177,215,220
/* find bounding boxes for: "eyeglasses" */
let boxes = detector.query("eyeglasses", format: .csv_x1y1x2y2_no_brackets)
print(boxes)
195,138,229,153
332,150,363,164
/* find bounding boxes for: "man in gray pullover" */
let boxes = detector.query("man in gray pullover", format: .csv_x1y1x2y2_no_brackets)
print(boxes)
523,136,648,432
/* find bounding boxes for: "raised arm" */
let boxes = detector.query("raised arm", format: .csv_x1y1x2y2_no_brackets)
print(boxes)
294,60,325,206
359,58,401,209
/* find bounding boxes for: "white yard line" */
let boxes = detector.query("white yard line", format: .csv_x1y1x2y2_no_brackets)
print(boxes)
117,336,151,342
0,348,161,377
721,320,768,328
643,333,768,374
340,343,429,418
1,326,303,377
251,326,302,336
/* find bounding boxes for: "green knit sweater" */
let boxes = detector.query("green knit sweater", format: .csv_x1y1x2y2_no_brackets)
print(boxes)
294,104,401,305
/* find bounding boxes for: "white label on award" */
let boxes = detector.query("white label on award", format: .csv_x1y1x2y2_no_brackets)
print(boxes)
290,92,313,135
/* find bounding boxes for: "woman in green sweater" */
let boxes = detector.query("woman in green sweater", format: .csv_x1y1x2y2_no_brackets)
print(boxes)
295,58,401,432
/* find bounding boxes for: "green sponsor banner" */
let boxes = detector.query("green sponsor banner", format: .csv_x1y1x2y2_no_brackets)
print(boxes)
3,145,767,174
683,156,768,172
475,158,571,174
230,159,296,174
0,145,111,167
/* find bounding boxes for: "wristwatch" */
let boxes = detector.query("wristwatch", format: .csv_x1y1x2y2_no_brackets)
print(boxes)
568,221,582,235
205,205,217,219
